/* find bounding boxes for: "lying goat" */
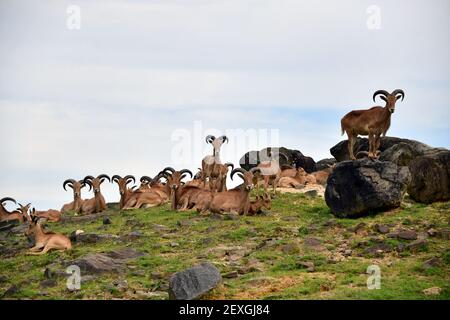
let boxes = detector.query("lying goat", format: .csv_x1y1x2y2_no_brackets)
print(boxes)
61,179,88,213
206,168,261,216
81,174,110,214
25,210,72,255
248,193,271,216
112,175,136,210
0,197,24,223
341,89,405,160
18,203,61,223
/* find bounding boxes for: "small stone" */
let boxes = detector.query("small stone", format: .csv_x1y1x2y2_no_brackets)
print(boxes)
343,249,352,256
126,231,143,239
2,285,19,297
375,224,390,234
103,217,112,225
422,257,441,269
170,242,179,247
387,232,399,239
437,229,450,240
423,287,442,296
304,237,322,248
40,279,57,288
113,280,128,291
396,243,405,252
297,261,315,272
0,275,7,283
151,272,164,280
397,230,417,240
223,271,239,279
304,190,318,197
281,243,300,254
405,239,428,252
427,228,438,237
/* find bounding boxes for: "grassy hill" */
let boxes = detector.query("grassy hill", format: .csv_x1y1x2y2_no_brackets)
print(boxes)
1,192,449,300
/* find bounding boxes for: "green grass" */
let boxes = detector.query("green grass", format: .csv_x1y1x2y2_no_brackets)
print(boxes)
0,193,449,300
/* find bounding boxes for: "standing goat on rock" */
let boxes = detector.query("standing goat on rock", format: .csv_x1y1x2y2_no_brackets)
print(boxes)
202,135,229,191
341,89,405,160
81,174,110,214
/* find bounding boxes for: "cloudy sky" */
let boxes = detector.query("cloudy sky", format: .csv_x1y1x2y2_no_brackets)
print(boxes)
0,0,449,210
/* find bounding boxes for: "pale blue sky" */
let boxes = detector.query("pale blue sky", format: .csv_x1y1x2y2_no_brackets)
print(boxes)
0,0,449,209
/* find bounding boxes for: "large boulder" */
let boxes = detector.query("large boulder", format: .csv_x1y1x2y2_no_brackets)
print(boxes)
315,158,337,171
168,262,222,300
325,158,411,218
240,147,316,173
379,142,423,166
407,149,450,203
330,137,431,162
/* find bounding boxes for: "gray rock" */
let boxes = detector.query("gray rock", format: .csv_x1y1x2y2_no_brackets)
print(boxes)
40,279,57,288
330,137,432,162
423,257,441,269
168,262,222,300
379,142,423,166
103,217,112,225
315,158,337,171
397,230,418,240
303,237,322,248
66,248,143,274
240,147,316,173
297,261,315,272
375,224,390,234
325,158,410,218
408,149,450,203
405,239,428,252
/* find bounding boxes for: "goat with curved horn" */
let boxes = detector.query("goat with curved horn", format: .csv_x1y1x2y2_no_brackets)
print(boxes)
61,179,87,213
342,89,405,160
80,175,109,214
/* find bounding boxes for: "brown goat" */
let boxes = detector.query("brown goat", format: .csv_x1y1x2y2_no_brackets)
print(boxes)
0,197,24,223
112,175,136,210
123,171,173,210
341,89,405,160
25,210,71,255
18,203,61,223
248,193,271,216
81,175,110,214
206,168,261,215
253,152,288,195
158,167,195,211
61,179,87,213
201,135,229,191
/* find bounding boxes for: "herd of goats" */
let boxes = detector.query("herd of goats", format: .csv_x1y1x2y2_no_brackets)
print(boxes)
0,89,405,255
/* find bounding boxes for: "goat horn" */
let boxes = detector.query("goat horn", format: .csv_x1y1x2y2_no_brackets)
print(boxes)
205,135,216,144
63,179,75,191
373,90,390,102
97,174,111,182
83,178,93,191
225,162,234,170
124,175,136,185
112,175,122,183
230,168,246,180
219,135,229,143
1,197,17,205
392,89,405,101
179,169,193,178
140,176,152,184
